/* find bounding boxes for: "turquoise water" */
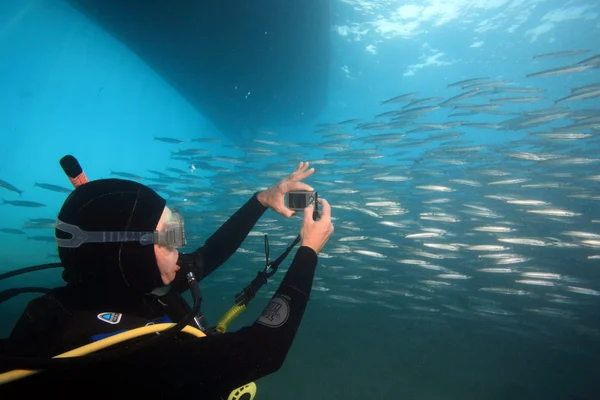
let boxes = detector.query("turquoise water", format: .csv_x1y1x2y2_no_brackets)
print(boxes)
1,0,600,398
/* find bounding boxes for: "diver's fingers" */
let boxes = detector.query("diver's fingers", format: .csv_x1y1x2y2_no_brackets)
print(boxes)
294,166,315,182
290,161,313,181
303,203,315,224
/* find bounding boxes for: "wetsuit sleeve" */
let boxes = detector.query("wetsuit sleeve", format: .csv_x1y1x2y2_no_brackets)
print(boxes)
196,192,269,278
171,192,268,292
129,246,318,397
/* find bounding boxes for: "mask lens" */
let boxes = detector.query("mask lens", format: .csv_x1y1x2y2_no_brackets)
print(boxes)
161,209,186,248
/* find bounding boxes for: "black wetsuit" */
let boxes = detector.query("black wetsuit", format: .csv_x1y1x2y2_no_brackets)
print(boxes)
0,193,318,398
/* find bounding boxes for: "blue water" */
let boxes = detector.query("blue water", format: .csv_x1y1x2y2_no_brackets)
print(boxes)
1,0,600,399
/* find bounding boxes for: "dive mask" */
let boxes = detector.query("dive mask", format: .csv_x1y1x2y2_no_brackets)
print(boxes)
55,208,186,249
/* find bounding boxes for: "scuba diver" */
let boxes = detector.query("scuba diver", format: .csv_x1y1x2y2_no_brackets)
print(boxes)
0,156,334,399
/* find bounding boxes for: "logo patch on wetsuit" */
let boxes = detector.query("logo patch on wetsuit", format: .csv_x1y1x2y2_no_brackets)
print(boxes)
256,296,289,328
97,312,122,325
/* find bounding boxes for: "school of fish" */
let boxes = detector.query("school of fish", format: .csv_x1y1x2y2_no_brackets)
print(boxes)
1,49,599,343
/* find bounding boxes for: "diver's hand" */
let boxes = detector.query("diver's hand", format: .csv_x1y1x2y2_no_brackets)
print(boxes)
300,198,333,255
257,161,315,218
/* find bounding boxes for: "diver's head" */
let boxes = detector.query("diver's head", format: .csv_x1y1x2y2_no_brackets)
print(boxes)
55,178,184,294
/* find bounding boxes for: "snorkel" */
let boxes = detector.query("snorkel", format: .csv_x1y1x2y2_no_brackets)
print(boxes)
59,154,89,188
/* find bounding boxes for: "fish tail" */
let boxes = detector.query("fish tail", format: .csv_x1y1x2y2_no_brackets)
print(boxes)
0,198,3,205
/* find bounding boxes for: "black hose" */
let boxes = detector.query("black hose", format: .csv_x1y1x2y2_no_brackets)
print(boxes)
0,263,62,281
